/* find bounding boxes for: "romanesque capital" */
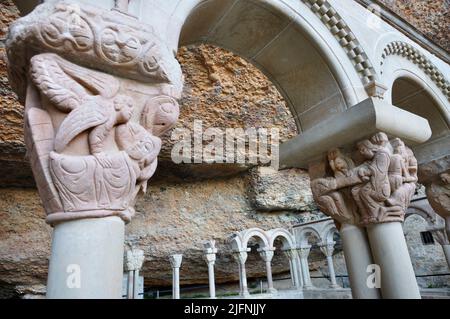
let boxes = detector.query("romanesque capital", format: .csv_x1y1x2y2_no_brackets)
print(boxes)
297,245,312,259
310,132,418,226
169,254,183,269
283,249,298,261
124,249,145,272
232,251,248,265
319,242,336,257
258,249,275,263
203,240,218,264
418,155,450,239
6,1,182,225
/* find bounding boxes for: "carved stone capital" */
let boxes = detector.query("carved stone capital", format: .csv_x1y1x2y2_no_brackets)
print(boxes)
310,133,418,226
124,249,145,272
7,2,182,225
169,254,183,269
283,249,298,260
297,245,311,259
258,249,275,263
232,251,248,265
319,242,335,257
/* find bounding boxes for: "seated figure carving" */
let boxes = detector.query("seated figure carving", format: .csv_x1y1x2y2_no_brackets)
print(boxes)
26,53,172,225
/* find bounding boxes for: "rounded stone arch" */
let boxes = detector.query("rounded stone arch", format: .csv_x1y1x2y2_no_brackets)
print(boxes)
227,231,245,251
320,220,339,244
405,204,438,227
171,0,370,132
240,228,271,250
296,226,322,247
375,38,450,164
267,228,296,250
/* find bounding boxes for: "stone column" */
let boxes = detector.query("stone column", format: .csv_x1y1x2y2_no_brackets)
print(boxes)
124,249,145,299
6,2,182,298
295,252,304,288
284,249,301,289
258,248,277,294
297,245,314,289
340,223,381,299
232,251,250,298
203,240,218,299
169,254,183,299
319,242,339,288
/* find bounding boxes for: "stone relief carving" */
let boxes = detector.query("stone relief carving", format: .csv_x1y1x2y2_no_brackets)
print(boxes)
311,132,418,226
8,2,183,226
6,1,183,103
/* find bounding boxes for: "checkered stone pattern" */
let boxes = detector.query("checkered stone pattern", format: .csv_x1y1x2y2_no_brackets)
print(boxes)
302,0,377,86
382,41,450,101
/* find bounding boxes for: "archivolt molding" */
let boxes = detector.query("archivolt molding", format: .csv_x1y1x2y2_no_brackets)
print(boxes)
301,0,377,86
381,41,450,101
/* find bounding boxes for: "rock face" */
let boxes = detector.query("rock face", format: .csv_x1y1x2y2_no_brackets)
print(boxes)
378,0,450,52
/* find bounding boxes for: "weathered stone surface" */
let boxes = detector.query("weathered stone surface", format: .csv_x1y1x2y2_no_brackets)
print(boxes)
378,0,450,52
0,171,314,295
249,167,315,212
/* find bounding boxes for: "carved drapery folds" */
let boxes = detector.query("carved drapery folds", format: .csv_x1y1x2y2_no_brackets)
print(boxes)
7,2,183,225
311,133,418,226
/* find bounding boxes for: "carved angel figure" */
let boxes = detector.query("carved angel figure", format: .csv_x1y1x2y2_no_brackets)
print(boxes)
27,53,162,224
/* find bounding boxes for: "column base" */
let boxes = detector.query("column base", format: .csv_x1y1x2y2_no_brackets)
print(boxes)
46,216,125,299
329,284,340,289
240,291,250,298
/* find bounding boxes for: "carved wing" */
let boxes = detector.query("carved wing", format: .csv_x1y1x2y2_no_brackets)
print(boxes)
30,53,120,112
54,102,109,153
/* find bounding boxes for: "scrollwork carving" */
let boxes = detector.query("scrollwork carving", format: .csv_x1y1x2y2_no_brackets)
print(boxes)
6,1,183,103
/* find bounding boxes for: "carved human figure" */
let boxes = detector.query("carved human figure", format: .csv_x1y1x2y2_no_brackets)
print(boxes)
351,137,391,224
25,52,168,224
310,149,358,225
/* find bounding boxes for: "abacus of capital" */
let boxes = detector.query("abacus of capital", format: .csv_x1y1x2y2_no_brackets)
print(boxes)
6,1,182,298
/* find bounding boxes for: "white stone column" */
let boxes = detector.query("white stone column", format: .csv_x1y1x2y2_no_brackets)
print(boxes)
233,251,250,298
46,217,124,299
297,245,313,289
295,253,304,288
319,241,339,289
367,222,421,299
340,223,381,299
169,254,183,299
203,240,218,299
258,248,277,294
284,249,301,289
124,249,145,299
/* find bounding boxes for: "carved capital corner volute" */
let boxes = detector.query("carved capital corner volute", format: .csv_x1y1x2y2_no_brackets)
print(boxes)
310,132,419,227
6,1,183,226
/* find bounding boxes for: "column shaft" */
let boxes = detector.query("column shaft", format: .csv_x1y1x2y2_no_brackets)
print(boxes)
367,222,421,299
207,262,216,299
173,267,180,299
340,223,381,299
326,255,338,288
46,217,125,299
